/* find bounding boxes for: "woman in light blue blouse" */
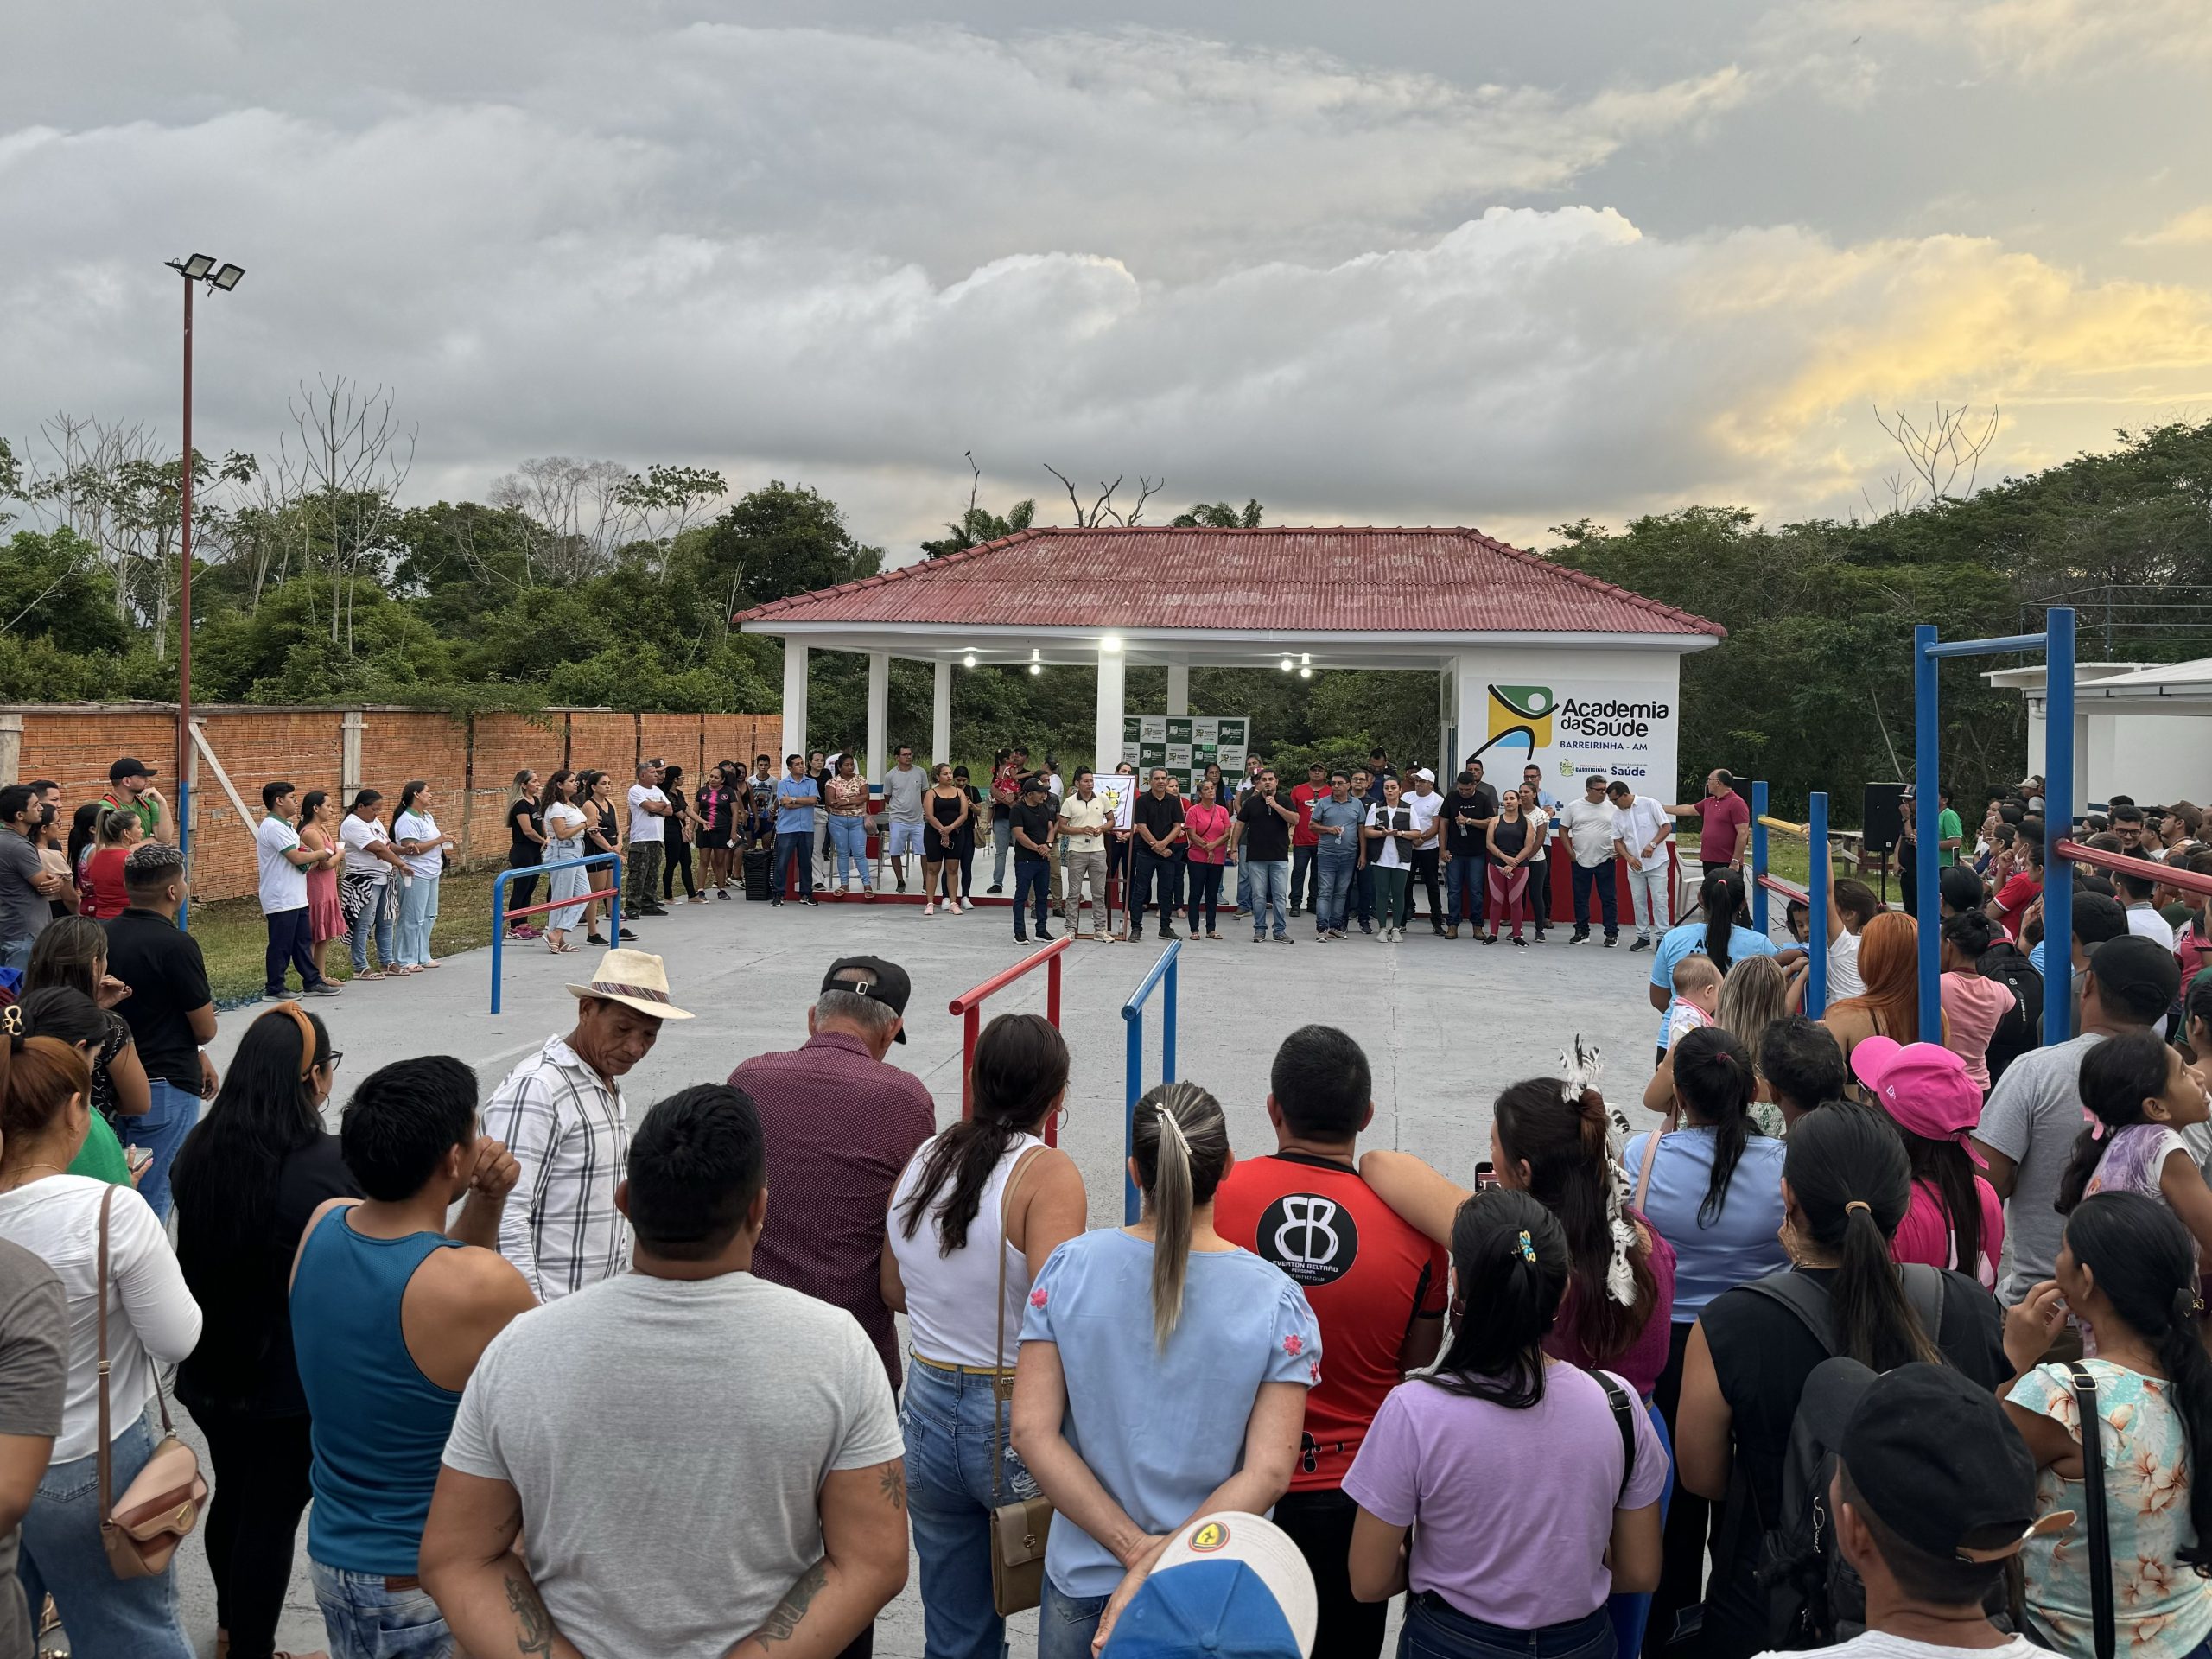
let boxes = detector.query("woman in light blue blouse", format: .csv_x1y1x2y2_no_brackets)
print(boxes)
1011,1082,1320,1659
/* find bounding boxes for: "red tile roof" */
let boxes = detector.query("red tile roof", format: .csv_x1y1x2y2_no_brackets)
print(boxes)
734,526,1724,638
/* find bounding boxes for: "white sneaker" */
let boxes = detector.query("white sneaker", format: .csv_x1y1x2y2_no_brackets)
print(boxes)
921,901,936,917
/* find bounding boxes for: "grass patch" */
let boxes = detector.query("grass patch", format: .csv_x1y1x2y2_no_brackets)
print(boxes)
184,867,514,1005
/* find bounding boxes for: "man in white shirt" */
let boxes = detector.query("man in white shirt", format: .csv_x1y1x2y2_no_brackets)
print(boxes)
1058,768,1113,938
625,760,672,919
1402,768,1447,935
1606,780,1674,950
1558,773,1623,945
256,779,338,998
2114,861,2177,949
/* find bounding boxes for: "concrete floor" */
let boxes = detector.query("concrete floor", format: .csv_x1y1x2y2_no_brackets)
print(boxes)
156,890,1678,1657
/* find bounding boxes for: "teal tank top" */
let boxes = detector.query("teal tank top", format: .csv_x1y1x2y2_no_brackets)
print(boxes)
290,1207,466,1575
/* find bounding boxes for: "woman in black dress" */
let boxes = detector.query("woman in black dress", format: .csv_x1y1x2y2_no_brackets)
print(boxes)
661,763,702,904
923,764,973,916
504,769,545,937
950,765,985,902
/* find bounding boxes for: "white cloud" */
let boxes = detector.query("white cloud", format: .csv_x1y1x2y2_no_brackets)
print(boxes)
2130,206,2212,247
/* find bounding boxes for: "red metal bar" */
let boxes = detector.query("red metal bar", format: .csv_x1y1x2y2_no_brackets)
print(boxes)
499,887,617,922
949,935,1073,1141
1758,873,1810,906
2056,840,2212,898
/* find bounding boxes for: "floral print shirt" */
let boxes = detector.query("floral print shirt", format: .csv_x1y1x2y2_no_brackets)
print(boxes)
2009,1360,2212,1659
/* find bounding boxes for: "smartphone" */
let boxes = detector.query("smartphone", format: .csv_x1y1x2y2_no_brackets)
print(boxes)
125,1144,154,1176
1473,1160,1500,1192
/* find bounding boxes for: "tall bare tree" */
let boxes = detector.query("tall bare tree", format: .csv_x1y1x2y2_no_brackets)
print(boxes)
1042,466,1162,526
1873,403,2001,504
282,377,416,649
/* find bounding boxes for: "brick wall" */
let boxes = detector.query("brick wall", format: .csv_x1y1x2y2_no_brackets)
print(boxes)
0,704,779,904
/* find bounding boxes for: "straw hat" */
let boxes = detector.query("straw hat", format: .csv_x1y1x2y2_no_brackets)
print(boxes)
565,948,695,1020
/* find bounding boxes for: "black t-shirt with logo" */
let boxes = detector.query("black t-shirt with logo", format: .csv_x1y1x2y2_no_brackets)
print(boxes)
1236,791,1294,862
1444,785,1499,857
1132,791,1185,851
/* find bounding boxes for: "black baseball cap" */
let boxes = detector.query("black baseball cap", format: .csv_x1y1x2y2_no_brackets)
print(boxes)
1840,1364,2043,1564
821,956,912,1042
1020,773,1048,796
1937,865,1984,914
110,757,155,782
2088,933,2181,1022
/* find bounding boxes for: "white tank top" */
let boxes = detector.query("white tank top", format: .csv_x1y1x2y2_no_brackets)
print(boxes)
887,1131,1044,1370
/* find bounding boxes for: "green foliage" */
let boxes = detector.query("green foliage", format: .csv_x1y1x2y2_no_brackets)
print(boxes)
1170,499,1264,529
920,498,1036,558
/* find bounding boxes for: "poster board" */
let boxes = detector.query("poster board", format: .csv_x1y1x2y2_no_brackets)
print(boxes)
1121,715,1250,792
1093,772,1136,830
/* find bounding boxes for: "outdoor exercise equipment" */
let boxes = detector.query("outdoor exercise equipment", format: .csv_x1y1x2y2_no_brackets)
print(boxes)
1749,781,1833,1017
1120,939,1181,1224
489,853,620,1014
1915,609,2075,1044
947,936,1070,1144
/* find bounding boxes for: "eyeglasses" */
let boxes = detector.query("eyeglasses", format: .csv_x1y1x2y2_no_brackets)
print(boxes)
324,1052,344,1069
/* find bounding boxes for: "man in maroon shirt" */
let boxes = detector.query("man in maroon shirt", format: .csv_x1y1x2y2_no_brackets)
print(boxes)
1666,766,1751,880
729,956,936,1389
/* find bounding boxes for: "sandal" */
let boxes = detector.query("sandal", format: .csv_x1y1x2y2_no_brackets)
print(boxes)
356,969,386,982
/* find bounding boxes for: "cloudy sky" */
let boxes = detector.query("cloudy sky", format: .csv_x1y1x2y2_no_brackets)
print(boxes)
6,0,2211,556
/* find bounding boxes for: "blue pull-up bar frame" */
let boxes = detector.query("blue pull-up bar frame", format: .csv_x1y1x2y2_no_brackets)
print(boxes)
1912,609,2075,1046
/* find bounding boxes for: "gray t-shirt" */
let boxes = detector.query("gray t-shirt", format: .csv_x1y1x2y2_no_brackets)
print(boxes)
1976,1032,2105,1302
442,1270,902,1659
0,1239,66,1659
0,830,49,949
884,766,928,824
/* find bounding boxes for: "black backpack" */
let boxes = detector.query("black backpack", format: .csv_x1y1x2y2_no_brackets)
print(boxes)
1728,1267,1952,1649
1974,943,2044,1088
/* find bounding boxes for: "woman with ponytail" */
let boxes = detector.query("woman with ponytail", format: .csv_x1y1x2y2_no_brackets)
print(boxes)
882,1014,1086,1659
1647,870,1777,1064
1012,1081,1319,1659
1344,1192,1665,1659
1675,1101,2007,1659
2005,1193,2212,1659
1939,910,2016,1090
0,1025,200,1656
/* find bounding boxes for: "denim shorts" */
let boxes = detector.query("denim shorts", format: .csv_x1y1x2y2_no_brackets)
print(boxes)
311,1560,455,1659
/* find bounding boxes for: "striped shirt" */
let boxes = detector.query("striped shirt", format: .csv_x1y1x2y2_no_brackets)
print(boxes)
484,1035,631,1301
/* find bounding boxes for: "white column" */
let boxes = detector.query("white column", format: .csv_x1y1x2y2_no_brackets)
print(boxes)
779,639,809,762
1166,662,1190,718
1096,646,1127,777
931,658,954,766
865,651,890,790
1438,665,1455,785
1452,651,1487,779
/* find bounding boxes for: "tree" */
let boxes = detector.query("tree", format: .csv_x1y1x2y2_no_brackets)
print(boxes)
921,453,1036,556
1170,499,1264,529
1041,466,1162,526
700,482,886,634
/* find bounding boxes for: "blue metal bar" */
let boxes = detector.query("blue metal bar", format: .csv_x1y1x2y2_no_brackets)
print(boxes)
1120,938,1183,1224
490,853,619,1014
2044,607,2076,1044
1807,792,1829,1018
1913,624,1942,1042
1921,632,2048,659
175,776,192,932
1751,780,1770,935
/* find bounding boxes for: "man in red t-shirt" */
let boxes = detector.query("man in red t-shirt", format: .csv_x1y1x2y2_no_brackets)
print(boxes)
1288,763,1328,919
1666,766,1751,878
1214,1025,1447,1659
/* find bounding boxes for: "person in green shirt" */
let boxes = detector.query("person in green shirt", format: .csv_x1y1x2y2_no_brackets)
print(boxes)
1936,784,1964,868
100,756,171,843
7,988,139,1185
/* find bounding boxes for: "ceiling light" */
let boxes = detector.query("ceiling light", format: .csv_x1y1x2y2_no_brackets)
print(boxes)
963,652,976,669
1031,648,1041,664
1029,663,1043,676
181,253,214,280
1300,665,1313,679
1280,657,1294,672
212,263,245,291
1300,653,1312,666
1101,634,1122,653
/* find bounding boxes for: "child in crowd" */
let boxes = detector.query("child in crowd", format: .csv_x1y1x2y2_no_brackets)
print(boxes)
1665,956,1721,1049
2055,1028,2212,1268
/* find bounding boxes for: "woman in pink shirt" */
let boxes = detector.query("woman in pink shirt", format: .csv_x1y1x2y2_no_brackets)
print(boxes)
1181,779,1232,940
1849,1036,2004,1290
1936,912,2017,1092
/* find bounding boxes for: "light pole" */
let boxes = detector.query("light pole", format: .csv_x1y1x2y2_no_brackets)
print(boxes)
162,254,243,907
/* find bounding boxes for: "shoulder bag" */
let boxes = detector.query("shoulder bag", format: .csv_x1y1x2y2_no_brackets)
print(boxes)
2066,1362,2116,1659
97,1185,207,1579
989,1146,1054,1617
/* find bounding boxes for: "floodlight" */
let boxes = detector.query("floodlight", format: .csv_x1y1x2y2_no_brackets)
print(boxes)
212,263,245,290
1300,666,1313,679
181,254,215,280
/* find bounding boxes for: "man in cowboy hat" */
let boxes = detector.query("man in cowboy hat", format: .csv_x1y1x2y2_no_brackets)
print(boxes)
482,947,694,1300
731,957,934,1390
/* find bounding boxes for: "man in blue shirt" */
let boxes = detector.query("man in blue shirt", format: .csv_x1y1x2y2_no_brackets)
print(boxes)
772,754,820,906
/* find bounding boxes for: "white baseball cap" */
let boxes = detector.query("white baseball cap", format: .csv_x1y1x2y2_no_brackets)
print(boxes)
1103,1511,1316,1658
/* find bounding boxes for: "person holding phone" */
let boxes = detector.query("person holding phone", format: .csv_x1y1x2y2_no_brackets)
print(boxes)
1362,778,1418,944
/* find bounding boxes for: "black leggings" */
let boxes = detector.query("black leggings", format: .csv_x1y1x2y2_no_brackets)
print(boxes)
663,836,696,899
1188,861,1224,932
195,1403,314,1659
1646,1322,1708,1657
507,852,539,918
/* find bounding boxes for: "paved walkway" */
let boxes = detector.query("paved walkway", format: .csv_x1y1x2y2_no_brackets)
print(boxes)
169,893,1681,1656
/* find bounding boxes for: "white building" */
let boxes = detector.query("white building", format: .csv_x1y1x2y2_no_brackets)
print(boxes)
1986,658,2212,811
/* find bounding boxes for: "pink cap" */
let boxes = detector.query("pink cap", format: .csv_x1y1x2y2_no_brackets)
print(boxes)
1849,1037,1987,1166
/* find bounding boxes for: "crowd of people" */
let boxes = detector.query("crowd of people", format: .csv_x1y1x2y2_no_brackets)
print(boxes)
2,751,2212,1659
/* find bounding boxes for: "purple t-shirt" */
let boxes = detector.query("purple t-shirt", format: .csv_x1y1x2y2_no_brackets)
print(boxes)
1343,1364,1669,1627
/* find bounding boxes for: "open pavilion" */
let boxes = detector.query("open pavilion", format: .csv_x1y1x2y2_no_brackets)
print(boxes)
736,525,1725,791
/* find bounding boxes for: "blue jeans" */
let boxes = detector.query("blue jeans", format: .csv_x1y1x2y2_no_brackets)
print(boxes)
901,1361,1042,1659
1013,862,1052,937
827,814,868,886
1246,859,1290,938
395,873,440,966
311,1560,454,1659
1037,1578,1113,1659
1400,1596,1612,1659
349,881,396,972
118,1076,200,1222
992,817,1014,887
1607,1399,1675,1659
0,937,32,974
1353,861,1376,925
21,1408,194,1658
1291,843,1319,911
1446,855,1486,929
1315,855,1355,931
772,830,814,899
